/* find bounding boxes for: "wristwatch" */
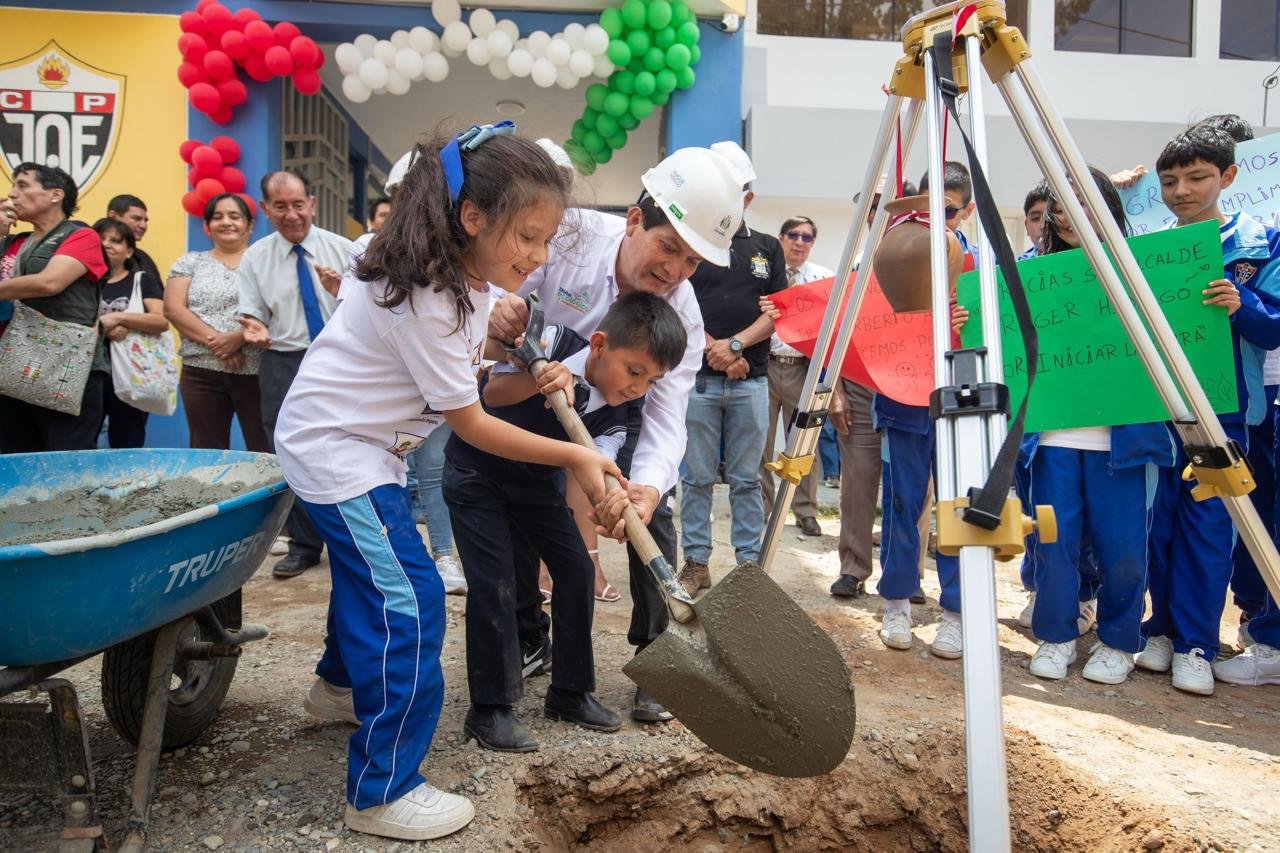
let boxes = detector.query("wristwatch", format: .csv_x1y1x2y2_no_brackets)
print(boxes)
728,337,743,354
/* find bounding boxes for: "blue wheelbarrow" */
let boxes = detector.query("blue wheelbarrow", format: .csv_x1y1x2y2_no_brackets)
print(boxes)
0,449,292,852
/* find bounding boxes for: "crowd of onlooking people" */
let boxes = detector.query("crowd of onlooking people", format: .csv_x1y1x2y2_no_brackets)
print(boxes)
1,111,1278,842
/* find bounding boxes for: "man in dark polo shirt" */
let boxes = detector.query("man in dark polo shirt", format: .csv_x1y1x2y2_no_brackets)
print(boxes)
677,148,787,596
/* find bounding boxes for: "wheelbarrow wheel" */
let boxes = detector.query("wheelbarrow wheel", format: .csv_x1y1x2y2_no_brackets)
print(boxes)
100,594,240,750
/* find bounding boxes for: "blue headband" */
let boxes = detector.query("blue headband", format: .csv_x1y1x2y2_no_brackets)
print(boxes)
440,120,517,205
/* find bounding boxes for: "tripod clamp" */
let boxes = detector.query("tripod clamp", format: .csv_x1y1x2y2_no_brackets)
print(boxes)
764,387,830,485
1183,440,1256,502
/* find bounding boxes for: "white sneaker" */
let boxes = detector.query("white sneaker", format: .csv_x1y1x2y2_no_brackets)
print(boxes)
1077,598,1098,636
931,611,963,660
1135,635,1173,673
435,554,467,595
1082,643,1134,685
1029,640,1077,680
879,610,913,650
1018,591,1036,629
269,535,289,556
304,677,359,725
1238,621,1255,649
344,782,474,841
1213,643,1280,686
1171,648,1214,696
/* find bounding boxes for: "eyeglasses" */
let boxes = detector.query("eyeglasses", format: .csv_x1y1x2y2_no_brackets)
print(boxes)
943,206,961,220
784,231,814,243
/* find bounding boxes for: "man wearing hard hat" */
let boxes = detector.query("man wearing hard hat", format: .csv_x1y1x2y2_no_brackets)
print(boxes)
488,146,745,723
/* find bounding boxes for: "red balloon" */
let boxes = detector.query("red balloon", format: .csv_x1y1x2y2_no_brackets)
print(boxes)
232,7,261,28
178,11,208,36
243,20,274,54
182,191,206,217
292,68,322,96
191,144,223,176
217,77,247,107
202,49,235,81
201,3,233,34
263,45,294,77
273,21,302,48
178,33,209,62
242,53,272,82
218,166,246,194
209,105,234,125
237,194,258,217
220,30,249,61
196,0,218,10
188,82,221,114
209,135,240,163
177,61,208,89
188,166,201,187
289,36,320,69
179,139,202,164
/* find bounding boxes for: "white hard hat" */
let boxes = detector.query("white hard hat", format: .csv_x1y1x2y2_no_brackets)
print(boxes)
641,147,745,267
709,140,757,186
535,138,573,172
386,149,417,190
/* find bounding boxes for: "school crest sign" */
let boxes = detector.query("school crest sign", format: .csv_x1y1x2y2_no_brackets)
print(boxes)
0,41,125,194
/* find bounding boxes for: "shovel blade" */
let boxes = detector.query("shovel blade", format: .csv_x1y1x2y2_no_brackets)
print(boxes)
624,563,855,777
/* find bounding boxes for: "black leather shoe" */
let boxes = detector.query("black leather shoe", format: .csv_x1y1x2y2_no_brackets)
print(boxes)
909,589,927,605
464,705,538,753
544,687,621,732
829,575,865,598
797,515,823,537
272,553,318,579
631,687,674,723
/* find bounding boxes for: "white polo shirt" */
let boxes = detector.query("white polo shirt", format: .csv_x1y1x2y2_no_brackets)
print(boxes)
513,207,705,494
771,259,834,358
275,278,488,505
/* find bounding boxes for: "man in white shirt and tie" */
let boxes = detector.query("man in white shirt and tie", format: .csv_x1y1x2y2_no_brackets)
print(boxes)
239,169,353,578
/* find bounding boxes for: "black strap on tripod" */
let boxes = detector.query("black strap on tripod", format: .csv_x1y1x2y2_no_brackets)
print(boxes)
928,32,1039,530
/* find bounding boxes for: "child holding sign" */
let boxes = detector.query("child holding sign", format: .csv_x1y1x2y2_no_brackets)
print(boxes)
1137,126,1280,694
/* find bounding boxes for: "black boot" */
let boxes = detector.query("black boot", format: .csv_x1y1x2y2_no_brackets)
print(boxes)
631,686,674,723
544,687,621,732
463,705,538,753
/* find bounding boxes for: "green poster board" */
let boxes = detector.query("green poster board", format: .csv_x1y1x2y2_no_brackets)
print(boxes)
957,221,1235,432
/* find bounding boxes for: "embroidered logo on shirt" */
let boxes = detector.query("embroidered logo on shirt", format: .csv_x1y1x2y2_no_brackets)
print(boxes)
556,286,591,314
1235,261,1257,286
750,253,770,279
387,431,425,457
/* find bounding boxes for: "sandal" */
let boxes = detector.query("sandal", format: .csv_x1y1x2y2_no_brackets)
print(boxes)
540,587,552,604
595,583,621,602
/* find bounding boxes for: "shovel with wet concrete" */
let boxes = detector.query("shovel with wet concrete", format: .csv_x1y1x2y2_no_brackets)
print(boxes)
507,295,855,778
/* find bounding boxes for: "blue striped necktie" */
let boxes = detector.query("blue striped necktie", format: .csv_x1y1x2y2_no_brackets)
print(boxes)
292,243,325,342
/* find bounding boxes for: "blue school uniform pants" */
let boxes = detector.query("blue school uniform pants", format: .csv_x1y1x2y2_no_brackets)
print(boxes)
878,426,960,611
301,485,446,810
1028,447,1152,652
1144,425,1248,660
1229,385,1278,620
1016,461,1102,600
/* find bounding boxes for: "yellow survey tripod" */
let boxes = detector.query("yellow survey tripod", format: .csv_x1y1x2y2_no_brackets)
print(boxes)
758,2,1280,850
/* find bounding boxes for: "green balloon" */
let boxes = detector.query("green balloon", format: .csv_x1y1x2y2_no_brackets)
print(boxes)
583,107,602,127
633,70,656,96
650,89,670,106
583,130,606,155
643,46,667,73
689,44,701,65
603,91,630,118
607,39,632,66
607,129,627,149
595,113,620,138
610,70,636,95
666,43,691,71
675,65,695,90
629,94,654,120
626,58,644,74
621,0,647,31
600,7,625,38
653,27,676,50
571,120,588,143
677,21,700,46
647,0,673,30
585,83,609,112
595,146,613,164
670,0,691,25
626,29,650,56
617,111,639,130
654,68,677,94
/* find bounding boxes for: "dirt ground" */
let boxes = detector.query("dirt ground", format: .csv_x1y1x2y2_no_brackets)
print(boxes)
3,485,1279,851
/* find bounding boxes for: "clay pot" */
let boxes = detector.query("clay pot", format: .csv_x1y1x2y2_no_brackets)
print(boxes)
872,193,965,314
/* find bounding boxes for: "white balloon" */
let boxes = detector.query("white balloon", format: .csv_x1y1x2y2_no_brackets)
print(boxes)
335,43,362,75
466,38,490,66
545,37,571,67
373,40,396,64
527,30,551,58
390,29,410,49
358,57,389,90
555,66,579,89
423,51,450,82
486,30,513,59
530,57,557,88
342,73,371,103
563,23,586,49
514,38,529,52
373,84,388,95
488,56,513,80
354,33,377,57
442,20,472,52
469,7,496,38
431,0,461,27
394,48,424,80
386,69,411,95
441,42,464,58
592,54,615,77
568,48,594,78
497,19,519,43
409,26,438,55
583,24,610,57
506,48,534,78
